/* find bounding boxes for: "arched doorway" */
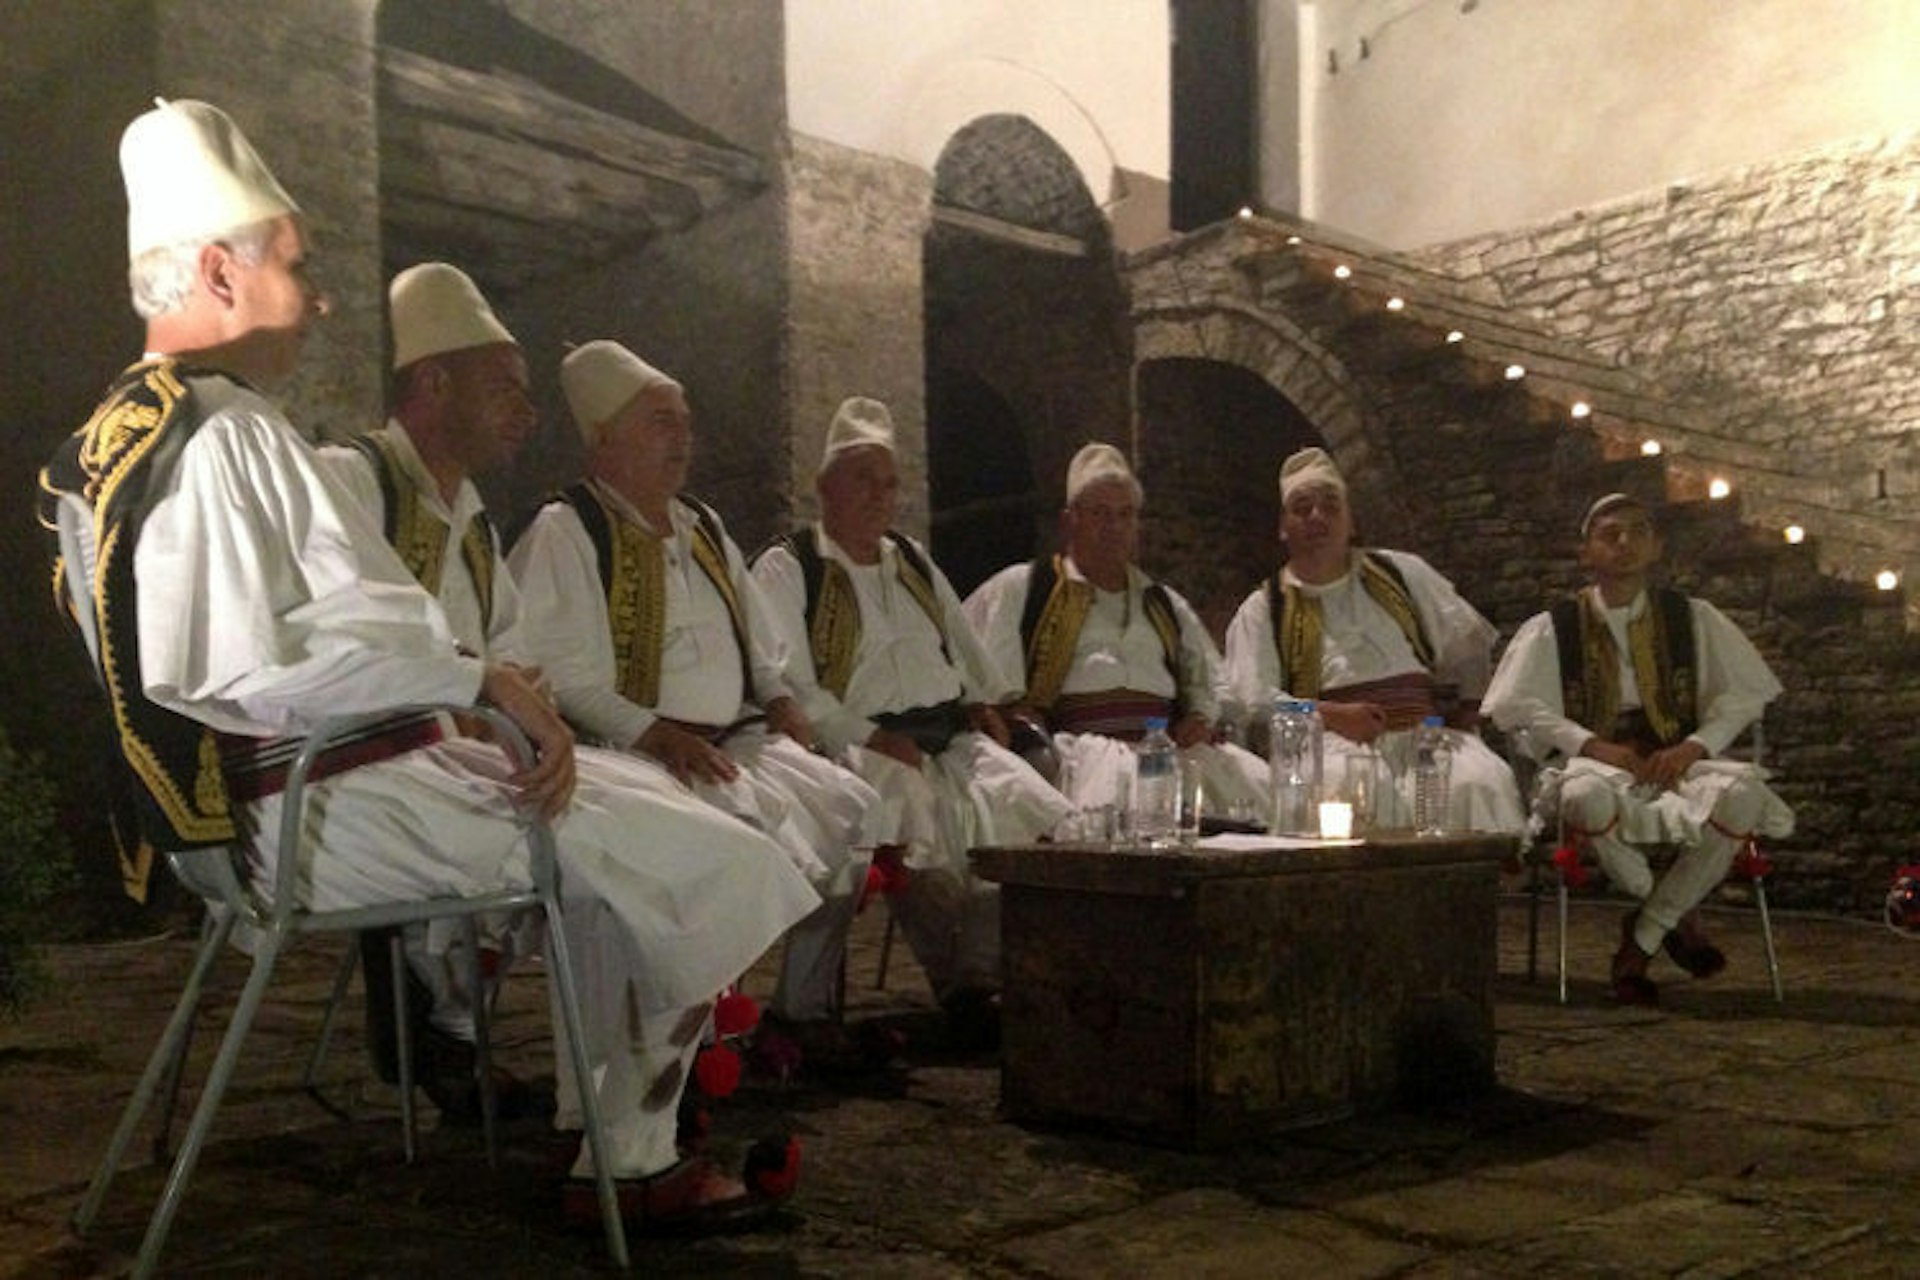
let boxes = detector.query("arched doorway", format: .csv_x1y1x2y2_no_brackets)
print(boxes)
1135,356,1323,634
924,113,1132,595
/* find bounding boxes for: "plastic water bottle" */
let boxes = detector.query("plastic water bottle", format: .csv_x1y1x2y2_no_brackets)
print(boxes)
1133,717,1180,849
1267,698,1324,836
1413,715,1453,837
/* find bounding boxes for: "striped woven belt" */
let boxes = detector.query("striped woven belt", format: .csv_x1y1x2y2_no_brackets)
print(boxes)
1318,672,1437,731
220,710,446,804
1049,690,1175,741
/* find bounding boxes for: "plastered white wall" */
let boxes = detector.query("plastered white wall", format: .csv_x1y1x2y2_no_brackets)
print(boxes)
786,0,1169,203
1279,0,1920,247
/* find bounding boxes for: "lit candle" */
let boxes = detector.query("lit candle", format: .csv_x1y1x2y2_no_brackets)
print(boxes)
1319,801,1354,840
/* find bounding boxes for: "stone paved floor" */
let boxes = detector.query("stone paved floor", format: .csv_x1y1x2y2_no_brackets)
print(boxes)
3,894,1919,1278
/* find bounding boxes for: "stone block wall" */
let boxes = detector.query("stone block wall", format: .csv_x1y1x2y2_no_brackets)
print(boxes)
1413,133,1920,588
785,133,933,537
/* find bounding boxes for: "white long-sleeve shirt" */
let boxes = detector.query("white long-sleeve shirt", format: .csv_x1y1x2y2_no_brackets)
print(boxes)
1223,548,1496,713
1483,585,1782,761
963,556,1224,722
138,384,482,736
506,485,794,747
751,525,1018,755
317,421,534,664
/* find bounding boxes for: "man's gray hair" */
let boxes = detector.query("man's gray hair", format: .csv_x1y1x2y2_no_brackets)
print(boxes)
128,218,279,319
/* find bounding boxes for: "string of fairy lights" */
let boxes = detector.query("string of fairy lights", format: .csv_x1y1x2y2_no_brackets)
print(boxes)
1239,209,1905,594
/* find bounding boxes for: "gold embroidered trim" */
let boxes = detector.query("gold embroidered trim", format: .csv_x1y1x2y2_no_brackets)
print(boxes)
1276,554,1430,699
1023,555,1094,710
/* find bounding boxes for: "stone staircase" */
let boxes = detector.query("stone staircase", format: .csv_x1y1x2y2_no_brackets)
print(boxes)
1220,213,1917,628
1127,214,1919,910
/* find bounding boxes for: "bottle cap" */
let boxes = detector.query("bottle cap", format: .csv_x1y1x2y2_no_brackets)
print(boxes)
1144,716,1169,731
1421,714,1444,727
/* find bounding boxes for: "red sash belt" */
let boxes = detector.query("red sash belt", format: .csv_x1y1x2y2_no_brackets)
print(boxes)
1318,672,1437,731
1049,690,1175,741
220,710,446,804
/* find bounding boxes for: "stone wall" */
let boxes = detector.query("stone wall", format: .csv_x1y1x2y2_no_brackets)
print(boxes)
1412,133,1920,590
785,133,933,536
0,1,383,886
1126,221,1920,910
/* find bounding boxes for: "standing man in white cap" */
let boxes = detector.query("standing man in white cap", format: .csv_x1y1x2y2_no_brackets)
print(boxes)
506,339,888,1070
1223,446,1525,833
965,442,1268,822
752,397,1072,1047
43,100,816,1231
1483,493,1792,1005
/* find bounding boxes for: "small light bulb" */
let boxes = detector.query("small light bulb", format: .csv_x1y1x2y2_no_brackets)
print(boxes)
1783,525,1805,544
1570,401,1592,419
1504,364,1526,380
1708,478,1731,499
1238,206,1254,219
1386,296,1405,311
1445,330,1464,343
1333,264,1352,280
1286,234,1302,245
1641,439,1663,456
1876,569,1900,591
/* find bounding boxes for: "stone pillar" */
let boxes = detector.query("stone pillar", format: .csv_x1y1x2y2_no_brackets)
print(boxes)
155,0,384,439
784,133,934,535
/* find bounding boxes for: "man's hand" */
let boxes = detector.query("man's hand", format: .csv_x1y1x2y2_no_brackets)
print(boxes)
479,663,577,821
1579,736,1645,775
1171,711,1211,749
638,721,740,786
1640,739,1706,790
764,695,815,751
866,726,923,769
1320,700,1388,745
966,702,1010,748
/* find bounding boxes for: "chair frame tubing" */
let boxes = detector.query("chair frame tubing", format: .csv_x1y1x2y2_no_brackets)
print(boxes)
71,706,632,1275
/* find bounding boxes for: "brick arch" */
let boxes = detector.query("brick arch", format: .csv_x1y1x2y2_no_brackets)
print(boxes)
924,115,1133,591
1133,306,1409,545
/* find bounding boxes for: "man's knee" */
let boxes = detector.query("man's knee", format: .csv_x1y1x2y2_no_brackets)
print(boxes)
1559,774,1616,833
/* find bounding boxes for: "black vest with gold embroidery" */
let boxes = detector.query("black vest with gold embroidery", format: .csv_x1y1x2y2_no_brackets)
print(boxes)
558,484,755,704
37,359,238,900
347,431,496,632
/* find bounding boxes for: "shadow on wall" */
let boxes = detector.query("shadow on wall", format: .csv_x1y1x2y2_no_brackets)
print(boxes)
1136,356,1321,637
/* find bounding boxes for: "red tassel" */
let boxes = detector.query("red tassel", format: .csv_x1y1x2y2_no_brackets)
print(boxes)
1551,845,1589,889
693,1044,743,1099
1733,840,1774,881
714,989,760,1038
1551,843,1590,889
744,1134,802,1201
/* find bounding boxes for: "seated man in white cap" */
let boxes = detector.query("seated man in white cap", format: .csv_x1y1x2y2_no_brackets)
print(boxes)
1223,447,1525,833
42,99,816,1230
1484,492,1792,1005
751,397,1072,1047
506,339,889,1070
965,442,1268,825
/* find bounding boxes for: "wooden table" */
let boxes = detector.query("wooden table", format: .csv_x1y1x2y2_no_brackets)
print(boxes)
970,831,1516,1149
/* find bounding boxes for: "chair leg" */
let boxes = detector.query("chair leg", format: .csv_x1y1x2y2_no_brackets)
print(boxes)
302,938,360,1101
874,907,895,991
1525,856,1542,984
464,917,499,1170
1556,880,1570,1005
132,928,287,1280
74,907,237,1237
391,933,419,1165
153,909,222,1163
540,896,631,1271
1755,879,1784,1002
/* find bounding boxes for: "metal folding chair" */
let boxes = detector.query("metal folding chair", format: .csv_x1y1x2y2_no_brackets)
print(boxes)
50,487,630,1275
68,706,633,1276
1514,723,1784,1004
